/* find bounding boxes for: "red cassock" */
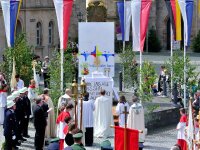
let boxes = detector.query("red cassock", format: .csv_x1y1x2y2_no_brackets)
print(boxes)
56,111,70,150
177,115,187,150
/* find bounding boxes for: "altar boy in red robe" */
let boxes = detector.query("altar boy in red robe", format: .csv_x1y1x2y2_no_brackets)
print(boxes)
56,104,74,150
176,108,187,150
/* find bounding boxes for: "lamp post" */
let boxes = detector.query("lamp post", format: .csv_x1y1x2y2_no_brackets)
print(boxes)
71,78,87,129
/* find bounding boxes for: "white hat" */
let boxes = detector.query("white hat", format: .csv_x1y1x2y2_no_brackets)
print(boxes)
7,100,15,108
19,87,28,93
7,95,15,101
12,91,20,98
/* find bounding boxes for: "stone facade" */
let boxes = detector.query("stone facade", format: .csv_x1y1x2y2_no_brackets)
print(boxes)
0,0,199,60
0,0,86,60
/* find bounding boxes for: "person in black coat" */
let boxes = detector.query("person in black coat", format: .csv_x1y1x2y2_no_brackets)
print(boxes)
3,99,17,150
12,91,26,144
34,98,47,150
20,87,31,138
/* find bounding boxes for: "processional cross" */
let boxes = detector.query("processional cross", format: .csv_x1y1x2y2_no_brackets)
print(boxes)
123,106,129,150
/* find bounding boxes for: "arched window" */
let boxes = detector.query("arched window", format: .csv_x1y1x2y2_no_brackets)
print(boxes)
36,22,42,46
16,20,22,36
48,21,54,45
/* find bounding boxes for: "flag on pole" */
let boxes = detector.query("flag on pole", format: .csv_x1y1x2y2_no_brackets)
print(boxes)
114,126,139,150
178,0,194,46
1,0,22,47
117,0,152,51
165,0,182,41
187,100,194,150
10,58,17,91
53,0,73,50
117,2,125,41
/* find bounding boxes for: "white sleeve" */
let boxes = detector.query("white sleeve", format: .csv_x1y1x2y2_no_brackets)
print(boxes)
116,103,121,115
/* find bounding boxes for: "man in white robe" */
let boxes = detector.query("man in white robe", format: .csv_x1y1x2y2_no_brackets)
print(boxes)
94,89,114,138
57,88,75,117
127,96,145,143
81,92,95,146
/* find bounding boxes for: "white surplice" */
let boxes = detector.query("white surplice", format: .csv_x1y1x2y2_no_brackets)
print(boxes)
127,102,145,142
116,102,130,127
94,95,114,138
82,100,95,128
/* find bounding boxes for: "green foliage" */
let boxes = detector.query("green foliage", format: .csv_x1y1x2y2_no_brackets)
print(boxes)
147,27,161,52
119,45,137,88
192,30,200,52
137,61,157,102
119,45,157,103
0,33,33,86
49,48,74,107
165,50,199,85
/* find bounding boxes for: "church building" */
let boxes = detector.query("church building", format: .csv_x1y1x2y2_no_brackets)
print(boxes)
0,0,199,60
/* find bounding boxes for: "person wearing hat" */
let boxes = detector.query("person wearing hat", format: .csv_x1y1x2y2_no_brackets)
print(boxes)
12,91,27,143
71,132,86,150
20,87,31,138
42,56,50,88
47,138,60,150
100,140,113,150
127,96,145,143
33,97,47,150
3,96,17,150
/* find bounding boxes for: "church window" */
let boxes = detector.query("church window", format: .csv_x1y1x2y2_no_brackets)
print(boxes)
48,21,54,45
36,22,42,46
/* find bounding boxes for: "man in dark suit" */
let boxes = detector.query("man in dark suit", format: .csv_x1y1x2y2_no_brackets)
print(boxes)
3,97,18,150
20,87,31,138
34,98,47,150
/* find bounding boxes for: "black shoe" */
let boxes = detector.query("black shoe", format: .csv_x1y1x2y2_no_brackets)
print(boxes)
23,135,30,138
14,146,19,150
21,137,27,141
45,140,49,146
16,142,21,146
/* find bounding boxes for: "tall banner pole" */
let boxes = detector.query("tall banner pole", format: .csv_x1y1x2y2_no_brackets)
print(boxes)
61,48,64,92
139,50,142,95
122,0,126,91
123,0,126,53
184,40,186,108
170,24,173,99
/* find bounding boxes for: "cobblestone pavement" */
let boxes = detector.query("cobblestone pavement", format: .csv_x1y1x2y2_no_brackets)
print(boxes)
0,124,177,150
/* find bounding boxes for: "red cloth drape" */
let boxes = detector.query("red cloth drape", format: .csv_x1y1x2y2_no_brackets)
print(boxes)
114,126,139,150
177,139,187,150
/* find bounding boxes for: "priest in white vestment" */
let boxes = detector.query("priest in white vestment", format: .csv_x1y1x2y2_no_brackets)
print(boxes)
57,88,75,117
94,89,114,138
82,92,95,146
127,96,145,143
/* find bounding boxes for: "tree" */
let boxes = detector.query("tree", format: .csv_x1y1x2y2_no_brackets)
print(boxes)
119,45,137,89
119,45,157,103
147,27,161,52
0,33,33,87
192,30,200,53
165,50,199,96
49,44,75,107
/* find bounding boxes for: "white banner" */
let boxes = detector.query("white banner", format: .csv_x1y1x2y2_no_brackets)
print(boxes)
85,76,113,101
78,22,115,77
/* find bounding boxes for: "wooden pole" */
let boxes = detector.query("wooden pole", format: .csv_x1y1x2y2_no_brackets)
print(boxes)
80,94,83,130
74,96,77,127
123,106,129,150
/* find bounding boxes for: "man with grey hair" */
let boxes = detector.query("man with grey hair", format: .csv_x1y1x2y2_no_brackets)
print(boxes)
127,96,145,143
57,88,75,117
